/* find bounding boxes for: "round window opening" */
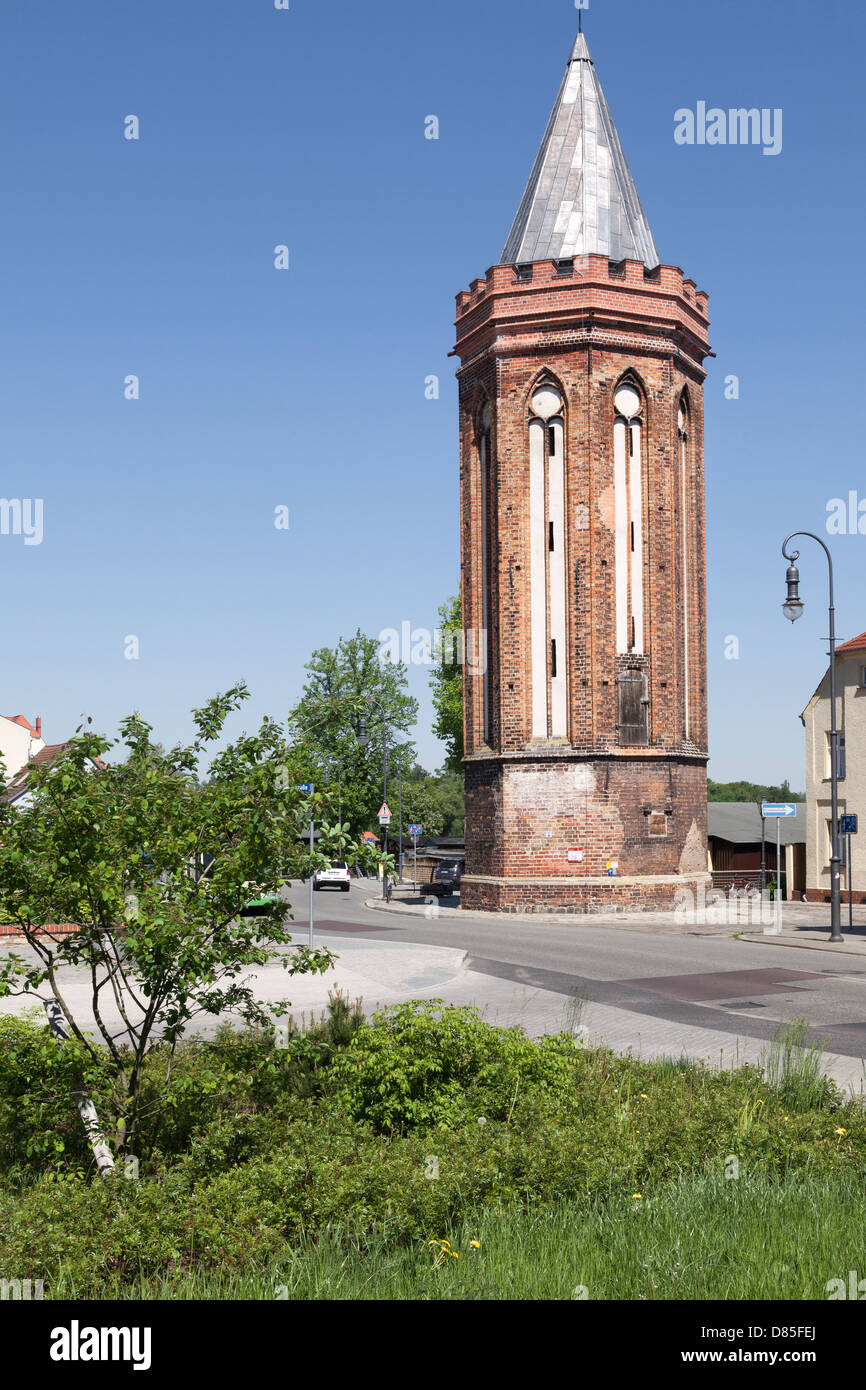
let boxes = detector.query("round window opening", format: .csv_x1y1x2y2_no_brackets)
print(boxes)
614,385,641,419
531,386,563,421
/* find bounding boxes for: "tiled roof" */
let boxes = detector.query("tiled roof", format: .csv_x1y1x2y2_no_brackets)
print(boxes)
837,631,866,654
2,714,40,735
3,743,72,801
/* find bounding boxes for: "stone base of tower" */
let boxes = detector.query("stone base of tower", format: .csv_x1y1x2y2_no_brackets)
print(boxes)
462,753,709,915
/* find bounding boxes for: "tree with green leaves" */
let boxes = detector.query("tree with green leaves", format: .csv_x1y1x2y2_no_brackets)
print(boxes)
0,684,366,1162
707,778,805,803
429,594,464,774
290,629,418,833
397,771,465,839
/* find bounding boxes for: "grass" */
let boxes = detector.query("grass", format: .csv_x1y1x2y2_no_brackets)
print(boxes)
761,1017,837,1110
44,1170,866,1301
2,1006,864,1300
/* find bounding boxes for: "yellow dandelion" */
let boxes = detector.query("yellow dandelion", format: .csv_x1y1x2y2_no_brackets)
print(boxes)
640,1093,648,1100
835,1127,848,1137
469,1240,481,1249
633,1193,642,1200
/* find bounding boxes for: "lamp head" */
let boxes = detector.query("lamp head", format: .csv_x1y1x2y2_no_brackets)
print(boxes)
782,562,804,623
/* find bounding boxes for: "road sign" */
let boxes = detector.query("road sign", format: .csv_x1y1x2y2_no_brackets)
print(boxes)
409,824,422,836
841,815,858,836
761,803,797,818
296,783,314,794
379,815,391,826
567,847,583,863
377,803,391,820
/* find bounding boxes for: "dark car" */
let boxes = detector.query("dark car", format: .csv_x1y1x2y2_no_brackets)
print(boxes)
426,858,464,897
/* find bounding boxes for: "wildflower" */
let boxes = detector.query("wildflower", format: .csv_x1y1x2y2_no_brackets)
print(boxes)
640,1093,648,1100
835,1127,848,1137
469,1240,480,1249
633,1193,642,1200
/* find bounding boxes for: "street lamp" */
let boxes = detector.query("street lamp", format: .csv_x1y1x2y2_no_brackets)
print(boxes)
781,532,842,942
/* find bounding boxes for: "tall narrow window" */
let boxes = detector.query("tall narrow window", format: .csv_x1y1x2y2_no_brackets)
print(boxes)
614,383,644,654
529,383,568,738
478,402,492,744
678,398,691,739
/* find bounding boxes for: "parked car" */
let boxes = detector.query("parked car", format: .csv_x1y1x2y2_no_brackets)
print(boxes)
313,862,351,892
426,858,463,897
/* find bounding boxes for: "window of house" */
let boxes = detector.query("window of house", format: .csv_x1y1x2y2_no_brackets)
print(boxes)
825,731,846,780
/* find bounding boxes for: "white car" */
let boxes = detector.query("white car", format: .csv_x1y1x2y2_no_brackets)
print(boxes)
313,862,351,892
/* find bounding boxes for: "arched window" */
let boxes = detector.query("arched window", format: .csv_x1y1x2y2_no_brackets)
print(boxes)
614,381,644,655
678,395,691,740
529,382,568,738
477,401,492,744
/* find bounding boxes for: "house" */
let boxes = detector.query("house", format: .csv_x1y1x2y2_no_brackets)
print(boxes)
0,713,45,781
801,630,866,903
707,803,806,899
2,742,74,809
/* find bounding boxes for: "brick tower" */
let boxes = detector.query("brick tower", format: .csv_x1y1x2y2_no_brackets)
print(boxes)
455,32,712,912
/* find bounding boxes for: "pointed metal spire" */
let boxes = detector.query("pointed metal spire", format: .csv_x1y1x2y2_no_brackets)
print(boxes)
501,33,660,268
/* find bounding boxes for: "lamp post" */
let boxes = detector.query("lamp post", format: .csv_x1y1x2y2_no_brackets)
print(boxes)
781,531,842,942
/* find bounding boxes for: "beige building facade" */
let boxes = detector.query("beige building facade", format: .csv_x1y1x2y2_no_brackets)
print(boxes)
801,631,866,902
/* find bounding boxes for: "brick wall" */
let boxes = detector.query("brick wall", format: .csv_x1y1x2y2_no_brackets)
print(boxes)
456,253,711,912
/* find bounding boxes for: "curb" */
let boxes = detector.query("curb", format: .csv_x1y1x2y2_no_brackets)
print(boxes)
362,896,734,934
740,932,866,958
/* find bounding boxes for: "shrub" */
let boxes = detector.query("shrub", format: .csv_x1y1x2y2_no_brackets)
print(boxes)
327,1000,583,1133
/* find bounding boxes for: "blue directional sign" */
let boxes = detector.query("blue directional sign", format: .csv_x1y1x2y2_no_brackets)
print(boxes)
296,783,314,794
408,824,422,836
762,803,797,818
840,815,858,836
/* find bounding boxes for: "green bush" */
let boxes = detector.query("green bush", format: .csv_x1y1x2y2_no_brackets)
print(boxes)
2,998,865,1297
327,1000,583,1133
0,1014,94,1174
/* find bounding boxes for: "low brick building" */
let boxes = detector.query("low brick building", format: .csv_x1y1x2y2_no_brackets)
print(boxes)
455,32,711,912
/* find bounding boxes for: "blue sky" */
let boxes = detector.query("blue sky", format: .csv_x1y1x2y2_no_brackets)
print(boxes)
1,0,862,786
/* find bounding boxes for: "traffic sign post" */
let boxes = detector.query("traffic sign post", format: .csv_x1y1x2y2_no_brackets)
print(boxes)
408,825,422,892
378,804,392,900
841,816,857,932
761,803,796,934
296,785,315,948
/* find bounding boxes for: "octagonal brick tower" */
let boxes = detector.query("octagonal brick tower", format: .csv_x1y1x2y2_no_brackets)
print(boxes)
455,33,712,912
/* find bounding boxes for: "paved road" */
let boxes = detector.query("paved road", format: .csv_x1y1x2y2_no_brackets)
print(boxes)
5,882,866,1091
296,881,866,1069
